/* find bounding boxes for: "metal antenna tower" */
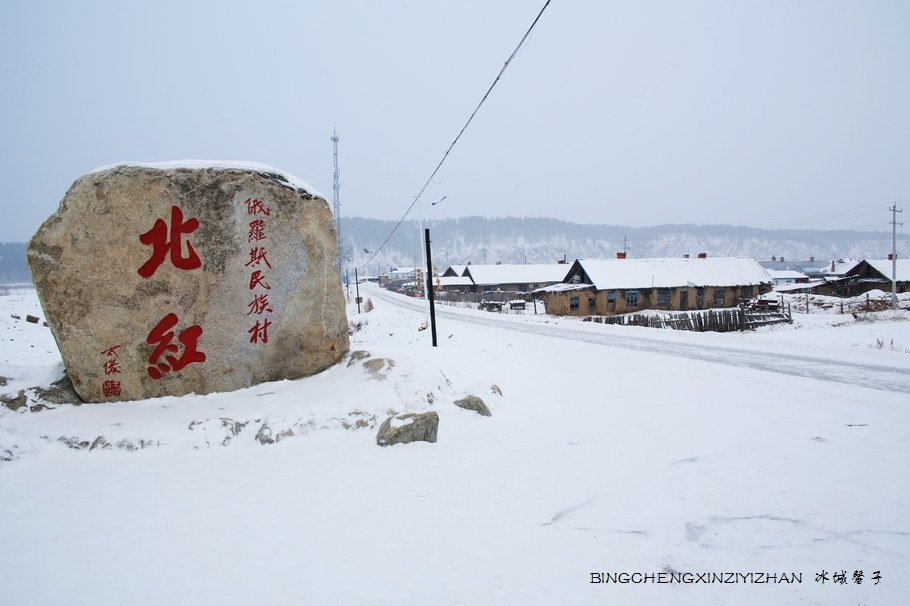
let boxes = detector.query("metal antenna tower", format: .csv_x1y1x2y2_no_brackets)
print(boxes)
890,203,903,309
331,129,342,269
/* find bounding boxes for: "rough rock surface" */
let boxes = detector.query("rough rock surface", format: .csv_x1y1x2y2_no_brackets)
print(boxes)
454,395,492,417
376,411,439,446
27,163,349,402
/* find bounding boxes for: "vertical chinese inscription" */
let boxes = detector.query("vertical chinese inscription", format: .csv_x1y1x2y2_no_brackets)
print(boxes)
244,198,274,345
100,344,122,396
138,205,207,381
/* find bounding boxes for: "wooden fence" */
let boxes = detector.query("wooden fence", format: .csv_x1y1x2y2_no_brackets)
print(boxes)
583,305,792,333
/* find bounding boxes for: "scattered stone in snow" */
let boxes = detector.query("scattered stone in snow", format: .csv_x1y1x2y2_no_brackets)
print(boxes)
25,315,39,324
2,390,27,411
275,428,294,442
221,418,248,437
347,350,371,367
58,436,91,450
454,395,491,417
363,357,395,380
376,411,439,447
28,403,54,413
490,384,502,396
340,410,377,430
255,422,274,445
89,436,111,451
0,375,7,387
32,374,82,405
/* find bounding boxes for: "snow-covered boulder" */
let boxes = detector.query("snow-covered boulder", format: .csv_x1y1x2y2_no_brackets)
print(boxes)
453,395,491,417
26,162,349,403
376,411,439,446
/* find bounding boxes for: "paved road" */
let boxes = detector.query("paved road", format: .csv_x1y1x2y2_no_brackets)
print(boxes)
364,285,910,395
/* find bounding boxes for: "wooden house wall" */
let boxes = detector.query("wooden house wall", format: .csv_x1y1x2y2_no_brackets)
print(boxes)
544,283,772,316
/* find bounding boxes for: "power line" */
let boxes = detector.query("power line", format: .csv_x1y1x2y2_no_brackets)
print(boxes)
752,202,892,230
361,0,552,271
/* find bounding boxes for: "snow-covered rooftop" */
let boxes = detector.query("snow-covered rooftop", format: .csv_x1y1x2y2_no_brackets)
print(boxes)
462,264,570,287
863,258,910,282
826,258,861,276
768,269,809,281
442,265,468,277
572,257,773,290
437,276,473,287
773,279,828,293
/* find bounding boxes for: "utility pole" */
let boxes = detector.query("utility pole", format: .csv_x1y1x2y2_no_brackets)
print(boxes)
425,228,438,346
890,204,903,309
354,266,361,314
331,129,342,270
622,236,629,256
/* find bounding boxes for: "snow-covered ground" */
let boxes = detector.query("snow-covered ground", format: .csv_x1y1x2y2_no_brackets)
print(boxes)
1,284,908,605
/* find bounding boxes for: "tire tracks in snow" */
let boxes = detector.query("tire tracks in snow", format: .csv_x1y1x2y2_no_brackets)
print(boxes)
365,286,910,395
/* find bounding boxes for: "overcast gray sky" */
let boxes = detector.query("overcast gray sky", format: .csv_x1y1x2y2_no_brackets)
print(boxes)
2,0,908,242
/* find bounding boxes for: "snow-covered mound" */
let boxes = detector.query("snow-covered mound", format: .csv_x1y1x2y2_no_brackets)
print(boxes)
1,285,908,605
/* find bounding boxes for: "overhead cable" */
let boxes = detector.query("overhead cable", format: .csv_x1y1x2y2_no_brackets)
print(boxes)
361,0,552,271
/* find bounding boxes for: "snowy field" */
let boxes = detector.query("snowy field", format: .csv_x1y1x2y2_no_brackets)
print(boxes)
1,284,909,605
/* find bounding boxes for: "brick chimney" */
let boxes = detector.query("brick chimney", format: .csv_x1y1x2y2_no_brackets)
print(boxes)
616,252,626,259
697,252,707,259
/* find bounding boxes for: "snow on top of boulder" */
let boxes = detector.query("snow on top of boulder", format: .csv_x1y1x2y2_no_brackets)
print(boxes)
90,160,323,199
390,415,415,429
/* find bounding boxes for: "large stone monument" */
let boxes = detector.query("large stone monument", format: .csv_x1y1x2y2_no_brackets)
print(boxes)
27,161,349,403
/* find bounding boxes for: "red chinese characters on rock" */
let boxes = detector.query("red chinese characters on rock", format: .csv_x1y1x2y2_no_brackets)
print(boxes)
246,197,271,216
244,198,275,345
134,204,208,381
103,380,121,397
146,313,207,379
247,293,273,315
137,205,201,278
100,344,123,396
248,318,272,344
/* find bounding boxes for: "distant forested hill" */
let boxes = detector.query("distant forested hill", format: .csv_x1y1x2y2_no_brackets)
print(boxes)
341,217,905,273
5,217,905,284
0,243,29,284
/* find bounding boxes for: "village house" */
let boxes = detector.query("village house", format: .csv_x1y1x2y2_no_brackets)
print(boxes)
831,258,910,297
457,263,570,294
767,269,810,286
539,255,773,316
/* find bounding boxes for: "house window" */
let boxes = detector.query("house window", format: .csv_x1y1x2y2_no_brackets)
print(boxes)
607,291,616,310
657,288,671,307
625,290,639,307
588,297,596,313
713,288,726,307
741,285,753,298
570,296,580,311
